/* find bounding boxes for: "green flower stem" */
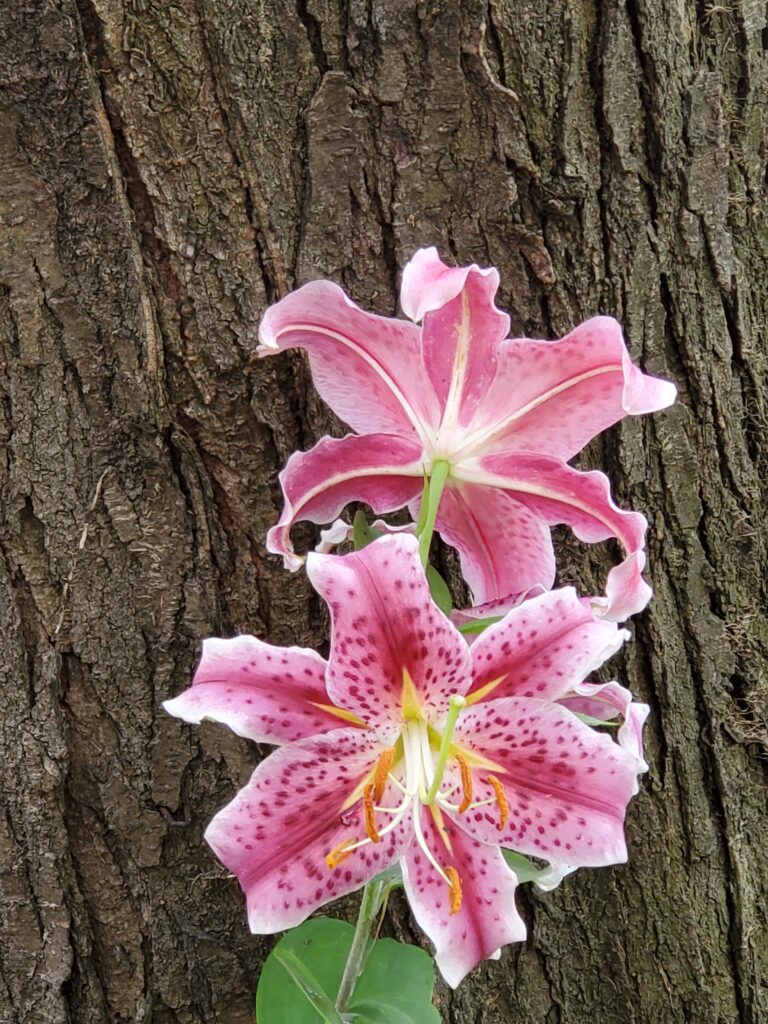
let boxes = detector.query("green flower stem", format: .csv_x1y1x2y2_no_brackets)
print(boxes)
335,877,389,1015
415,473,430,534
424,694,467,804
417,460,451,566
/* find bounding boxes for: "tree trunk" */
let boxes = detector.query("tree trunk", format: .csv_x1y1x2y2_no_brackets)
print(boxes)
1,1,765,1022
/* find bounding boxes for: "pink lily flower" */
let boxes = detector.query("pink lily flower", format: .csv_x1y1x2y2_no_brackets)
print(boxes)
259,248,676,619
164,535,645,987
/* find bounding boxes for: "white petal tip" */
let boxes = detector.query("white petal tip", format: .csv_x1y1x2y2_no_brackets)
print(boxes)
267,544,305,571
658,379,678,406
162,696,212,728
161,696,193,722
623,376,678,415
534,864,578,892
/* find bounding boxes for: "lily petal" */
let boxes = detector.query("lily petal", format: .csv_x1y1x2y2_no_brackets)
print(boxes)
449,586,548,631
423,482,555,607
455,698,637,867
401,248,510,430
205,729,410,933
453,453,650,618
163,636,352,744
467,588,629,704
401,806,526,988
258,280,439,442
307,534,472,736
458,316,677,461
267,434,424,570
597,550,652,623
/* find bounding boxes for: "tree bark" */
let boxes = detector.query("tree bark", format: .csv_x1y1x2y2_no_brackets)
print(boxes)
1,2,766,1022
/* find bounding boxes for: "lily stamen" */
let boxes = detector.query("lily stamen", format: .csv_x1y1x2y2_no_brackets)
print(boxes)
437,795,496,813
335,782,416,862
455,752,473,813
387,772,410,797
412,799,450,886
326,692,511,932
373,747,396,802
486,775,509,831
445,866,463,915
325,839,355,870
374,794,411,815
363,784,381,843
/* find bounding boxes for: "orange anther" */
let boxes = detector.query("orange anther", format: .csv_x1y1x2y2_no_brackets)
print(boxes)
326,839,354,870
363,784,381,843
373,747,396,803
455,752,474,813
445,866,462,915
486,775,509,831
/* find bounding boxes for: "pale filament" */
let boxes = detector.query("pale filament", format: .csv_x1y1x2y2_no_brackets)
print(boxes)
329,720,460,876
411,794,450,885
438,795,496,813
326,701,499,913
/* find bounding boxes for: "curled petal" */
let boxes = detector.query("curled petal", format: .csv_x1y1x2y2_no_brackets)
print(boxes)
455,698,638,867
533,861,577,892
401,248,510,431
620,336,678,414
163,637,349,744
560,679,649,791
258,279,439,441
369,518,418,536
307,534,472,736
454,453,650,618
401,806,526,988
205,729,410,933
458,316,677,461
400,247,498,323
467,587,629,704
267,434,423,570
597,550,652,623
316,518,418,554
316,518,354,554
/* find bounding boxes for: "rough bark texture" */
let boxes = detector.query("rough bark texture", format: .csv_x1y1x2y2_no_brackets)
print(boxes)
1,2,766,1022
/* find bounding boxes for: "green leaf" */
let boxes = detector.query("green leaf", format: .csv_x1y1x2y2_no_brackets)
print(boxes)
257,920,351,1024
502,849,549,883
349,938,440,1024
272,948,344,1024
426,565,452,616
256,918,439,1024
352,511,384,551
457,615,503,635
